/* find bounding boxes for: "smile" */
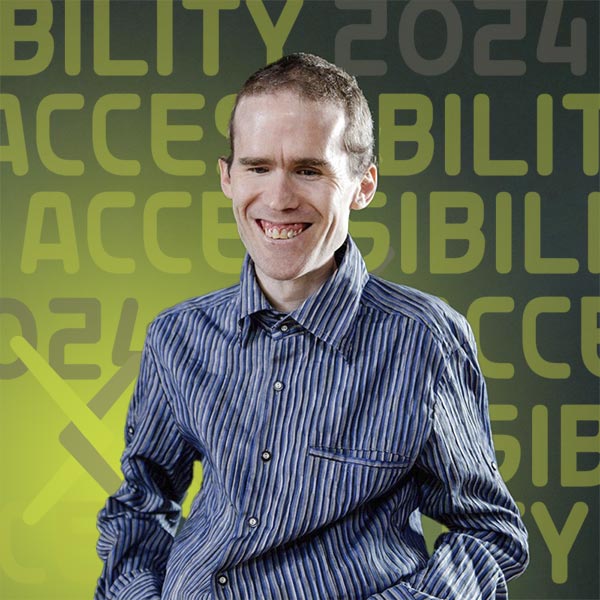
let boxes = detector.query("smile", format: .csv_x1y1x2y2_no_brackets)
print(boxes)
258,220,310,240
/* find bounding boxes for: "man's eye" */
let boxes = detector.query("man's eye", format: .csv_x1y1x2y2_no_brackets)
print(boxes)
249,167,268,174
297,169,319,177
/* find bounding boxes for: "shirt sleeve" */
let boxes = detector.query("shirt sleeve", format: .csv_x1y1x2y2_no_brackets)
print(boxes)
94,328,197,600
368,332,529,600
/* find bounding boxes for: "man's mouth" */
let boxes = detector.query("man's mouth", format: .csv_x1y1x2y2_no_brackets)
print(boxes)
258,220,310,240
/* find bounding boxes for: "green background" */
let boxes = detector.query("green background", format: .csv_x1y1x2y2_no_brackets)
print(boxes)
1,1,598,598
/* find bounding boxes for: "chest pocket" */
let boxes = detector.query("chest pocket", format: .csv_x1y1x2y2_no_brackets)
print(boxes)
305,445,413,521
308,445,410,469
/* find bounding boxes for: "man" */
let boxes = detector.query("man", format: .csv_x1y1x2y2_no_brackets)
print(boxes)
95,53,528,599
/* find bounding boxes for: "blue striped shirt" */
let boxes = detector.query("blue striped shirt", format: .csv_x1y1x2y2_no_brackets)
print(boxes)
95,237,528,599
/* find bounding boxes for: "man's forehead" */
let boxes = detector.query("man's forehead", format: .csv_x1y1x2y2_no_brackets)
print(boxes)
230,90,351,170
235,90,345,121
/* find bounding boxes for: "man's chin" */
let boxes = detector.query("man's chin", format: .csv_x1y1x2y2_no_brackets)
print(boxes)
256,264,307,283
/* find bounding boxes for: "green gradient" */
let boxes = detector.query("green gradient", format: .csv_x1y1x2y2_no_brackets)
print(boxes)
1,1,598,598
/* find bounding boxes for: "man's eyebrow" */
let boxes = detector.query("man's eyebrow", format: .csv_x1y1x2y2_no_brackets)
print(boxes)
238,157,274,166
237,157,331,168
293,158,330,169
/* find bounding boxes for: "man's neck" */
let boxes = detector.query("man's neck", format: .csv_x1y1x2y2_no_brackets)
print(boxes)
256,258,337,313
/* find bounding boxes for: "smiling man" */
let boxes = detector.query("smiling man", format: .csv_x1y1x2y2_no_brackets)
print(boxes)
95,54,528,600
221,89,376,312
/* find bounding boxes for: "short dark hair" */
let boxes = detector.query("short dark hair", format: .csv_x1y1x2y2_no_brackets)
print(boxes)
225,53,374,177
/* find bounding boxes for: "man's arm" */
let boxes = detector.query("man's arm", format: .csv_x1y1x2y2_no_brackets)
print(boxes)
95,328,197,600
368,333,528,600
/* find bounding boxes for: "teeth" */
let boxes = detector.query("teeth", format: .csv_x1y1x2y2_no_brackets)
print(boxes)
264,225,303,239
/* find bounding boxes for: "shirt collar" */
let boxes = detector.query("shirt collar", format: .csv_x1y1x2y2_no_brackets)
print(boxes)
237,236,369,358
239,254,272,318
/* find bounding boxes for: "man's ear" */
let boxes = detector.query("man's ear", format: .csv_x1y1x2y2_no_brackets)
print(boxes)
219,157,232,199
350,163,378,210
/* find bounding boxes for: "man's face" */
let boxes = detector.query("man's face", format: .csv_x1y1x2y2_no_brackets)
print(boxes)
220,90,376,297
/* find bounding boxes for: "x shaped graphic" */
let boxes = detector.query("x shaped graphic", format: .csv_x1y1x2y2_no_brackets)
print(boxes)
9,336,140,525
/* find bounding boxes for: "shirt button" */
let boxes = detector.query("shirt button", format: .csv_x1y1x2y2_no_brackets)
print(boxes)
248,516,259,528
217,575,228,586
261,450,272,462
127,426,135,436
490,461,498,471
273,381,284,391
280,324,289,332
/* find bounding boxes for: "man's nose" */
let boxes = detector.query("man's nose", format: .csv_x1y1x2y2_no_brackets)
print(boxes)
265,171,298,210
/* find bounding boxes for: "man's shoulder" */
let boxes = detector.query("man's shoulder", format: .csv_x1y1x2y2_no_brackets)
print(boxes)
150,284,240,329
362,275,473,353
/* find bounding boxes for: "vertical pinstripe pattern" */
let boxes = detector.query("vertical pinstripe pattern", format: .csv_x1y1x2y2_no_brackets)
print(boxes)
95,237,528,600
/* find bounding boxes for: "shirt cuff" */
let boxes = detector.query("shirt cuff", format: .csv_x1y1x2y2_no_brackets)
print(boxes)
108,570,162,600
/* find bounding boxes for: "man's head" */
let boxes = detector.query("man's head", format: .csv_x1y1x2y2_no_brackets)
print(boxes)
219,54,377,311
225,53,375,178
